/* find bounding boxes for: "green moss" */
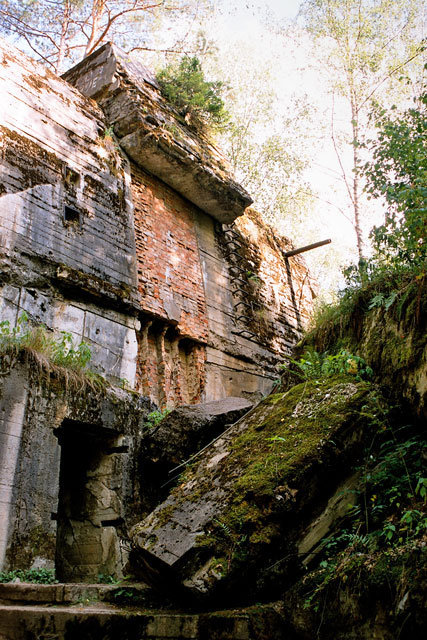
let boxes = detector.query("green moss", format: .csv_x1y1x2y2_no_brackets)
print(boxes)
182,377,381,583
228,377,371,498
302,278,426,421
6,526,56,570
153,504,176,529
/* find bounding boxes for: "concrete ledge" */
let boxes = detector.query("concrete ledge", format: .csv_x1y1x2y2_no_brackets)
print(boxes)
63,43,252,224
0,599,285,639
0,582,148,605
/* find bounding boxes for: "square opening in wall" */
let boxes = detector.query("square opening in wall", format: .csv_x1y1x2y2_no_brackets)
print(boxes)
63,205,81,226
64,167,81,187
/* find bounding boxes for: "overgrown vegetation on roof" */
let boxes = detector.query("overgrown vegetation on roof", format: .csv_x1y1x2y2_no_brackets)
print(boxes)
156,56,229,131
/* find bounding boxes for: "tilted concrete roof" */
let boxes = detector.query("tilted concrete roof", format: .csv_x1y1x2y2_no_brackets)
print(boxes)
63,43,253,224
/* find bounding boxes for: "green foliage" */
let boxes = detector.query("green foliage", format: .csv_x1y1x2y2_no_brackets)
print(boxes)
97,573,120,585
111,587,138,601
281,347,373,381
300,0,424,260
103,126,115,138
368,290,398,310
145,408,171,430
156,56,229,129
304,423,427,610
309,88,426,333
337,430,427,547
361,90,427,276
0,312,92,371
0,568,57,584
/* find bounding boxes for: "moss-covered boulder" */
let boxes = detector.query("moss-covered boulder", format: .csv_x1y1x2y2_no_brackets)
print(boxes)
131,377,384,603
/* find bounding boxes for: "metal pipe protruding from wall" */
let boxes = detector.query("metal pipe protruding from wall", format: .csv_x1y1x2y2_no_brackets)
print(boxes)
282,238,331,258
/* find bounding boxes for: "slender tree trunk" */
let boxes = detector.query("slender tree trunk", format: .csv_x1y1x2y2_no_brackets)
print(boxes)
84,0,106,57
350,93,365,261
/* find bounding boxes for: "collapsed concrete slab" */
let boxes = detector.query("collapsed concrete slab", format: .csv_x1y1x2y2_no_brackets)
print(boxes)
63,43,253,224
143,397,253,467
131,377,382,603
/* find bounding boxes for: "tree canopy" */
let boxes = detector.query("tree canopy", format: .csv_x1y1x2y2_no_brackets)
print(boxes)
363,90,427,274
0,0,211,72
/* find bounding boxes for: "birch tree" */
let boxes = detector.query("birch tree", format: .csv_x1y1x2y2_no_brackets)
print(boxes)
299,0,425,260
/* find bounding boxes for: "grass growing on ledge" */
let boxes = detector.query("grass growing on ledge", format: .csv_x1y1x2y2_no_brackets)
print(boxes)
0,311,105,391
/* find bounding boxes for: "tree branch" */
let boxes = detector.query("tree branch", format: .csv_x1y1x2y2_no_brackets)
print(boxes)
358,46,426,113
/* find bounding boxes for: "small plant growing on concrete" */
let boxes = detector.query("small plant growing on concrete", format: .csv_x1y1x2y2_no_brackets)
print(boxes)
145,408,171,431
0,568,57,584
281,347,373,382
0,312,92,371
0,312,104,389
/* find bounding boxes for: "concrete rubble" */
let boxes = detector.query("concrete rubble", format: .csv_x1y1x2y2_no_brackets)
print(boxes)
131,379,383,603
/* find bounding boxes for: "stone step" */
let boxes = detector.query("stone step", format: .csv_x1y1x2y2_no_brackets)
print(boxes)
0,598,285,640
0,582,149,606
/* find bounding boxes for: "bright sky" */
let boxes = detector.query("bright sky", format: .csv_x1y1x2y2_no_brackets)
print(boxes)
208,1,362,293
221,0,302,22
216,1,302,38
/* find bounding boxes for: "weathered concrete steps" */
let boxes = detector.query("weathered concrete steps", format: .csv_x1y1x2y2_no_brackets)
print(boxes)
0,583,286,639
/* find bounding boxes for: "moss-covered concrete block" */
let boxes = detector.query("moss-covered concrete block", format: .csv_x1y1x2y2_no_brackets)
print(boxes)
131,377,383,602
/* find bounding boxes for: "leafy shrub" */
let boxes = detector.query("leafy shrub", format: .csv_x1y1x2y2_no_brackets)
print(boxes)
281,347,373,381
156,57,229,130
362,91,426,277
319,428,426,555
303,423,427,611
145,408,171,431
309,90,426,335
97,573,120,585
0,568,57,584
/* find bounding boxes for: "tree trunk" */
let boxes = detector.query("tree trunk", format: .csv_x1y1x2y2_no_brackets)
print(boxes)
350,87,365,262
84,0,106,58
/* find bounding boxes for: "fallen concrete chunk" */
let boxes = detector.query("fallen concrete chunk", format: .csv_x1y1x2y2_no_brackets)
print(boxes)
131,378,383,603
144,397,253,467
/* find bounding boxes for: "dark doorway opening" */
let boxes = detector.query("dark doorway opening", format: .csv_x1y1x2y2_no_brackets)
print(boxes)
55,419,124,583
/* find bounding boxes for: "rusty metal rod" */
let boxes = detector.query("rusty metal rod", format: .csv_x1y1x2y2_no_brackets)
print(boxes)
282,238,331,258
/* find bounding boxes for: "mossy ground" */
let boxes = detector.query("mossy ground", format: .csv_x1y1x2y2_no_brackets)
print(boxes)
306,274,426,371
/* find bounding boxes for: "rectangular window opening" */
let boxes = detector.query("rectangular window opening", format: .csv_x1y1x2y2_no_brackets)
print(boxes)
64,167,81,187
63,205,81,226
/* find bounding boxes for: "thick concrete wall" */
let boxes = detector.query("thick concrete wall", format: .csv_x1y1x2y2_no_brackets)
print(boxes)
0,361,152,579
130,168,315,406
0,40,316,408
131,166,208,342
196,209,316,401
0,284,138,383
0,41,140,386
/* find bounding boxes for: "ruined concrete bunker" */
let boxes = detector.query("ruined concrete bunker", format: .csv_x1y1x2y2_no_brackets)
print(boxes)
0,39,315,581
